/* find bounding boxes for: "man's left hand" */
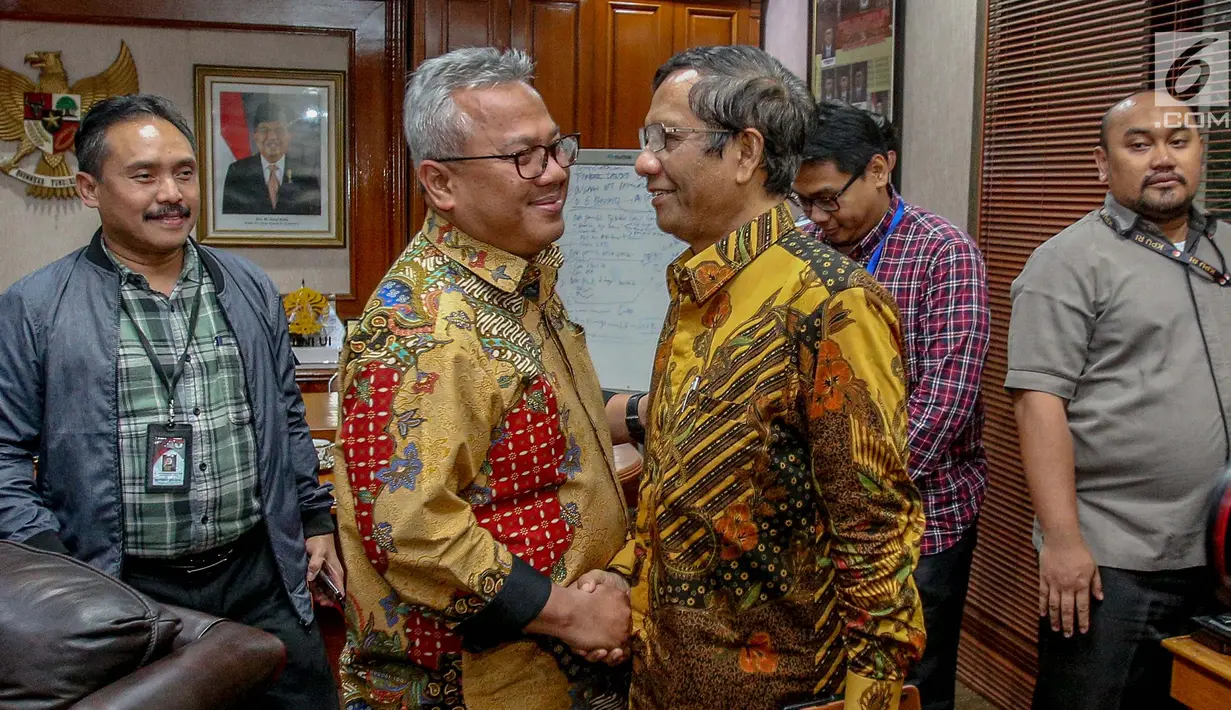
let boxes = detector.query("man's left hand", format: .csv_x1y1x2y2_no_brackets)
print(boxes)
305,533,345,607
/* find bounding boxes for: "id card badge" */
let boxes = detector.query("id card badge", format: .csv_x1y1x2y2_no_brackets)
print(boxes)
145,423,193,492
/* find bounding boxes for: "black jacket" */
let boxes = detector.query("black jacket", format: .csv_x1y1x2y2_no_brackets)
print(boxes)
0,231,335,624
221,154,322,216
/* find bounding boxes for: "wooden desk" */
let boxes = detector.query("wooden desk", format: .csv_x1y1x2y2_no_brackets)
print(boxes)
1164,635,1231,709
303,392,340,442
296,365,336,394
303,392,339,489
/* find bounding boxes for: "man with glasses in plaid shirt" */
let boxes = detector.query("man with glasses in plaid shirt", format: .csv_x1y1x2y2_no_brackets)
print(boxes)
794,101,990,710
0,94,341,709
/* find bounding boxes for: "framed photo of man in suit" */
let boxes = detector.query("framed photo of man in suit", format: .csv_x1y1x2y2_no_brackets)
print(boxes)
808,0,902,124
194,66,345,247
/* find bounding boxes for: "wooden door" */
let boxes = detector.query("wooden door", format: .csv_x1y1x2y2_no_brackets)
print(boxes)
418,0,513,60
590,0,675,148
511,0,590,138
672,2,748,49
587,0,754,148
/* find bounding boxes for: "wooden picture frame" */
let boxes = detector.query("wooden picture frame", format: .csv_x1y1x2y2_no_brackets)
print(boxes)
194,65,346,247
808,0,901,121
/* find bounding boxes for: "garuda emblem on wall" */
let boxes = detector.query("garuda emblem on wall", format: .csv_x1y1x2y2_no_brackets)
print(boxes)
0,42,139,199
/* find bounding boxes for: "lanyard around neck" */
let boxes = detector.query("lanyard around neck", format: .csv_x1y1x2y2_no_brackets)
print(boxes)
119,262,204,426
865,200,906,276
1098,209,1231,286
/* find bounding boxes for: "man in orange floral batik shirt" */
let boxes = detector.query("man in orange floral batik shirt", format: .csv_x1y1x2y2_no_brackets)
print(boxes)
333,47,632,710
603,45,926,710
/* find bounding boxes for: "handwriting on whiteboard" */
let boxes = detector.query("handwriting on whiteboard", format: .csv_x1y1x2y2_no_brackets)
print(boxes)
557,164,683,390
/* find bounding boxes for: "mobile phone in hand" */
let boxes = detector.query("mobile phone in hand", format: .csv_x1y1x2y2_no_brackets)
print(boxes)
315,573,344,605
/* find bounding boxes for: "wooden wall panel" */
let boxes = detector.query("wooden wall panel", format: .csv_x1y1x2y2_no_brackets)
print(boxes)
595,1,675,148
512,0,587,137
421,0,514,57
457,0,512,50
0,0,407,320
674,4,742,48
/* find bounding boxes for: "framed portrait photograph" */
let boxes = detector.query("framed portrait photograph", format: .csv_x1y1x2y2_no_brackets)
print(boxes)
808,0,901,121
194,65,346,247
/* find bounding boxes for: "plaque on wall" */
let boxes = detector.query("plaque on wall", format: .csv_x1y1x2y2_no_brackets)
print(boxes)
809,0,899,120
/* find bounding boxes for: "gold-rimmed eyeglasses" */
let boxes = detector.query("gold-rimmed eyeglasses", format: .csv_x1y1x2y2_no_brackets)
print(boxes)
638,123,733,153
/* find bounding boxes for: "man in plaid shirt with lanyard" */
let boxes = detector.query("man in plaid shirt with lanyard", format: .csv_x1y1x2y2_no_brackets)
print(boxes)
794,101,991,710
0,95,340,709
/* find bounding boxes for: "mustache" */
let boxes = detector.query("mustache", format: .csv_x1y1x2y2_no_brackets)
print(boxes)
144,205,191,220
1142,171,1186,188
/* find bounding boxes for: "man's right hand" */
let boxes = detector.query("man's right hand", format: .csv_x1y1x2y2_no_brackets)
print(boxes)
1038,536,1103,637
558,582,631,652
525,582,631,654
569,569,632,664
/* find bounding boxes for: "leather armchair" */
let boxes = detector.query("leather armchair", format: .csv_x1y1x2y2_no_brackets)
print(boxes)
72,604,287,709
0,541,287,710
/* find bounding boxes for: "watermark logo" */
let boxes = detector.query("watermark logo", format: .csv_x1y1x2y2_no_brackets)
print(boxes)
1154,32,1230,109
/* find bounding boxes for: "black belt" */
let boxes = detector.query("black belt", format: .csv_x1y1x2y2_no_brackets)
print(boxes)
124,524,261,577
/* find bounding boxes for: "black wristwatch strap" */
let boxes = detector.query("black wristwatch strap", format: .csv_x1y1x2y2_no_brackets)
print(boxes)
625,392,647,445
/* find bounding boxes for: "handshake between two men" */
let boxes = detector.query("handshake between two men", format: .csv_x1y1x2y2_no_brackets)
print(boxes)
525,569,633,665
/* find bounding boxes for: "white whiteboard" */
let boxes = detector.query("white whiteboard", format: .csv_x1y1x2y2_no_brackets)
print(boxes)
556,150,684,391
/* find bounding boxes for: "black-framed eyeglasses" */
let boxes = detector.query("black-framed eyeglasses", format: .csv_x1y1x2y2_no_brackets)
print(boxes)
432,133,580,180
792,161,867,213
638,123,733,153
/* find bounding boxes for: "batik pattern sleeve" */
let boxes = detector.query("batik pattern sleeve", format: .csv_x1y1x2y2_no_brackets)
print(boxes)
340,316,552,651
804,284,926,697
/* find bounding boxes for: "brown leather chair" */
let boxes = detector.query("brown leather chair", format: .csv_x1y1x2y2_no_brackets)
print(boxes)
0,540,287,709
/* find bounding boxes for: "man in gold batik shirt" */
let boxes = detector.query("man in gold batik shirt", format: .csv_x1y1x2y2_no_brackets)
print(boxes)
603,46,926,710
333,48,632,710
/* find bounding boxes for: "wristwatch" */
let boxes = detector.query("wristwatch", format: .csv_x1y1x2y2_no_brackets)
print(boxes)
625,392,647,445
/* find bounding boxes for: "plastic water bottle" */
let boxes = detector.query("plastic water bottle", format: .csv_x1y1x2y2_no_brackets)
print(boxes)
324,295,345,350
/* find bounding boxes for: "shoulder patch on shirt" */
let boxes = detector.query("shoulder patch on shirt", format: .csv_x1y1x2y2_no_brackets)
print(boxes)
778,231,895,307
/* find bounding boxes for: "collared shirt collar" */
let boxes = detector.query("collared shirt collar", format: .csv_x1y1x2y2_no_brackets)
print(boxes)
845,186,904,263
260,154,288,182
423,210,562,300
101,238,200,292
1101,191,1214,240
669,201,797,304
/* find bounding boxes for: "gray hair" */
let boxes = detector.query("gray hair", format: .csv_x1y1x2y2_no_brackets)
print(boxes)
652,45,813,196
404,47,536,168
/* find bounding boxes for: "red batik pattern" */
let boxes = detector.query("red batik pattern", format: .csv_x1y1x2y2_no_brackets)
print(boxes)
341,360,401,575
472,375,575,576
396,377,574,670
404,608,463,670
